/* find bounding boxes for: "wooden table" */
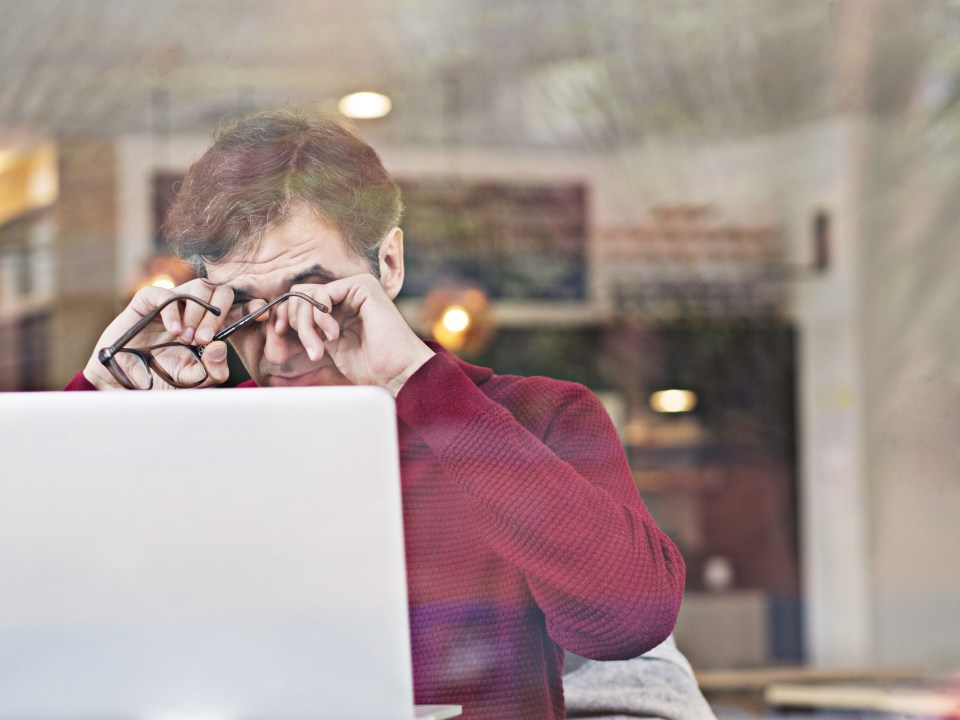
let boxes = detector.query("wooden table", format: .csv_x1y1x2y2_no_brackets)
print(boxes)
764,680,960,717
694,666,925,716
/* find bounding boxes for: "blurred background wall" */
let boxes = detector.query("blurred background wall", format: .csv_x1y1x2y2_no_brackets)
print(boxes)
2,0,959,676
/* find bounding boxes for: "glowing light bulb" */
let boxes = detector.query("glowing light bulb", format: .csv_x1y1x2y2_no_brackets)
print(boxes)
338,91,392,119
150,274,176,290
649,389,698,413
441,305,471,333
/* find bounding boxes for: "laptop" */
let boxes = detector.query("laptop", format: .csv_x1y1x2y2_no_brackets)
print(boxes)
0,387,460,720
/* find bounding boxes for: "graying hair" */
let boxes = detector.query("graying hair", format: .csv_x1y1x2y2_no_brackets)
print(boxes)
163,110,402,278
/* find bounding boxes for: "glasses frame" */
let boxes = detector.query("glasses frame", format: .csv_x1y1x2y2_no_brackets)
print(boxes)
98,291,329,390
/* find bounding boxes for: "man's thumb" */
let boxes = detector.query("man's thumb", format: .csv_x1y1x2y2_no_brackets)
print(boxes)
202,342,230,385
204,341,228,363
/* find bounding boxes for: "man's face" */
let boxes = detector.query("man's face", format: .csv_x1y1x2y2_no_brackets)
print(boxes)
205,209,373,387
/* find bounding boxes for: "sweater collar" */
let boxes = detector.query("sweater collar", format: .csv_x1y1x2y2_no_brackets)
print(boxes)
424,340,494,386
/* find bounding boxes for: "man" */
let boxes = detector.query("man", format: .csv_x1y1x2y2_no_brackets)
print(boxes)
66,110,686,719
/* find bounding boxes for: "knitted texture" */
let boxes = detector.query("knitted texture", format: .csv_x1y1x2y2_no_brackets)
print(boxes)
563,635,718,720
394,347,685,719
65,344,685,719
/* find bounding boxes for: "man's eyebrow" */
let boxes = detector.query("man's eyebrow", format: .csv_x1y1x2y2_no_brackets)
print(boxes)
289,264,339,286
227,264,339,301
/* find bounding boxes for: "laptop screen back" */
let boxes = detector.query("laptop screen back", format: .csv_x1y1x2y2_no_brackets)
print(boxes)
0,386,413,720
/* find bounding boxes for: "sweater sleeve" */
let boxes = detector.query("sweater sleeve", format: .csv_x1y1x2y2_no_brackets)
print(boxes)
64,371,98,391
396,351,686,660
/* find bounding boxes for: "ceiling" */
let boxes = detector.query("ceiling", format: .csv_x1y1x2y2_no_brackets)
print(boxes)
2,0,955,153
0,0,847,148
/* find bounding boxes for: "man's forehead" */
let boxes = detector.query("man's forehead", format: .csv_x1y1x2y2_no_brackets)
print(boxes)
203,206,375,295
207,218,337,281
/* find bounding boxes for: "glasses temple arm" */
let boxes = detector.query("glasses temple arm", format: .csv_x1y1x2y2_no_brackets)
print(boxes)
98,294,222,363
210,291,330,343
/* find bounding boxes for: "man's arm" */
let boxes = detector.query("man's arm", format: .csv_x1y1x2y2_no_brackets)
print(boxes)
396,351,686,660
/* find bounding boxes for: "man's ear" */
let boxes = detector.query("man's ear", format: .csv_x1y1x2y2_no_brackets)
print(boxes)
378,227,405,300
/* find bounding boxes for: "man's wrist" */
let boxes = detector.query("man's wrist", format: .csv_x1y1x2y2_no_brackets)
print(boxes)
82,361,119,391
385,345,436,397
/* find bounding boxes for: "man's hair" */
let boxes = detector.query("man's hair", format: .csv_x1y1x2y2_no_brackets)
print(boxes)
163,110,402,277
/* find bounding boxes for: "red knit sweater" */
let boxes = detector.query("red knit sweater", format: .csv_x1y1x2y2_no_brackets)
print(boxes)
66,345,685,719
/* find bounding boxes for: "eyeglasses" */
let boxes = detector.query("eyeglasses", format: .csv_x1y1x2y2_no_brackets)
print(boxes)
97,291,329,390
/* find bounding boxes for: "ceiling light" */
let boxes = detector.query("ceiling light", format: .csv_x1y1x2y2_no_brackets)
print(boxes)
337,91,392,119
649,389,698,414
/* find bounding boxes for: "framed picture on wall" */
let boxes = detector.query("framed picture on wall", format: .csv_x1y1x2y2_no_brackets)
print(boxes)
397,179,587,301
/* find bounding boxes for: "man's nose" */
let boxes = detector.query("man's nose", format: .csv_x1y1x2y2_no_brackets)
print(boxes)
261,317,305,367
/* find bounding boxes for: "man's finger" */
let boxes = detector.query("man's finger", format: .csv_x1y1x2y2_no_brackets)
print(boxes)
290,299,326,361
288,284,339,342
195,284,234,344
178,279,216,342
200,341,231,385
125,286,182,340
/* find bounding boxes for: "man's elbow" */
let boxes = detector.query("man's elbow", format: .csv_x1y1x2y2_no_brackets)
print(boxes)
555,586,685,661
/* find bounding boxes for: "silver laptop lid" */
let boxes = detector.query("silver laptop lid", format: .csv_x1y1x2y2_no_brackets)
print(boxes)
0,387,414,720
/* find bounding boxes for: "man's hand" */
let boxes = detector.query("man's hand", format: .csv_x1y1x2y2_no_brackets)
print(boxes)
277,274,435,395
83,279,235,390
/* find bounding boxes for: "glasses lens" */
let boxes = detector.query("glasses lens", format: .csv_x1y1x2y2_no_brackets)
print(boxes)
151,344,207,388
113,351,153,390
